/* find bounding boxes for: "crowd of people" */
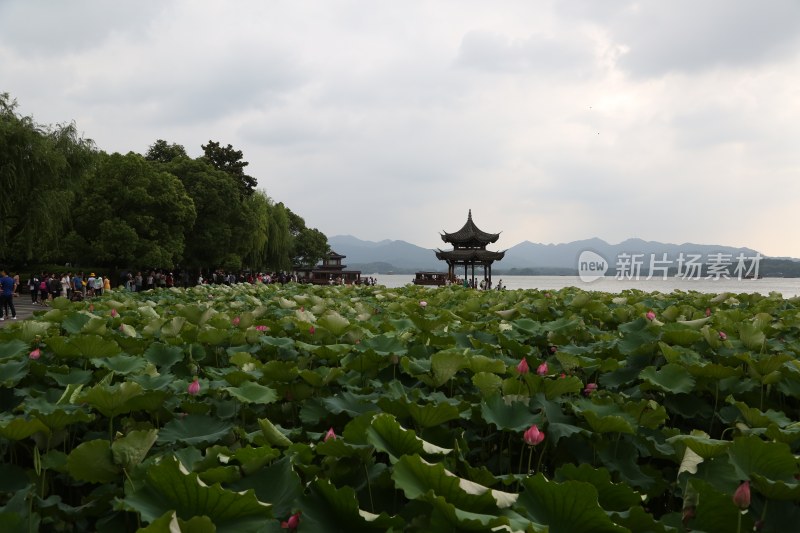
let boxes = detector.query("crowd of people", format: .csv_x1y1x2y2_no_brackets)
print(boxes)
26,272,109,304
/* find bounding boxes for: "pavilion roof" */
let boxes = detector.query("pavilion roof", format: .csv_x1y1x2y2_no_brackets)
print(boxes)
441,210,500,247
435,248,505,262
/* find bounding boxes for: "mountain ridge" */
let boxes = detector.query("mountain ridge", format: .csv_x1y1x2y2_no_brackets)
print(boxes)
328,234,781,274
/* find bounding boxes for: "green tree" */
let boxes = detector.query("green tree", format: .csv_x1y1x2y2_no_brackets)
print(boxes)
285,207,329,267
266,202,292,271
200,140,257,197
144,139,188,164
0,93,95,262
65,152,196,268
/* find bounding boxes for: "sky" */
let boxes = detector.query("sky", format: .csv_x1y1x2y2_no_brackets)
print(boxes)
2,0,799,257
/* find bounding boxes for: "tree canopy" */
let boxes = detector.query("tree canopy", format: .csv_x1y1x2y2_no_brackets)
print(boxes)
0,93,328,274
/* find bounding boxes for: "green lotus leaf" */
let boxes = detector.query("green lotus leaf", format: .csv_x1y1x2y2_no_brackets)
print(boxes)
120,456,272,532
197,327,228,346
667,433,731,459
66,439,120,483
554,464,641,512
158,415,233,446
480,395,536,432
731,400,792,428
0,464,28,492
198,465,241,485
472,371,503,397
516,474,628,533
407,401,463,429
0,339,28,360
686,479,752,533
299,478,404,532
426,349,468,388
320,391,380,417
91,354,147,375
230,445,281,475
573,400,636,434
317,311,350,336
0,360,28,387
366,413,451,462
261,360,300,382
44,336,82,358
468,354,506,374
0,416,50,440
544,376,583,399
393,454,515,514
160,317,187,337
750,473,800,500
224,382,278,405
738,322,765,350
728,435,797,482
228,456,301,518
258,418,293,447
81,316,108,335
639,364,695,394
143,343,184,369
138,511,216,533
70,334,121,358
112,429,159,470
80,381,145,418
61,313,92,334
361,333,407,355
32,408,94,431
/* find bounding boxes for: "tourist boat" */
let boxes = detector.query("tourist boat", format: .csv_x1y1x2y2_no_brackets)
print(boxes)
412,272,448,286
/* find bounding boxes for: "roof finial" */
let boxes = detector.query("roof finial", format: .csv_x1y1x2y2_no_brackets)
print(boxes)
468,209,472,220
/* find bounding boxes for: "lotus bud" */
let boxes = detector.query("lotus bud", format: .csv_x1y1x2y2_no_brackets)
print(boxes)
517,358,529,374
536,362,548,376
646,310,656,321
324,427,336,441
732,480,750,509
187,378,201,396
29,348,41,360
281,511,301,530
719,331,727,341
523,424,545,446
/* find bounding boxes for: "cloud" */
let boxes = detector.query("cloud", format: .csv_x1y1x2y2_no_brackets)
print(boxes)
605,0,800,77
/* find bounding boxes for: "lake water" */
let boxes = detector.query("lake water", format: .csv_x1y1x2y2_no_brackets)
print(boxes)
367,274,800,298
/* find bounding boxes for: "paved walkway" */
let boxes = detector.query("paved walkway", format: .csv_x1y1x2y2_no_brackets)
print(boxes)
0,296,43,327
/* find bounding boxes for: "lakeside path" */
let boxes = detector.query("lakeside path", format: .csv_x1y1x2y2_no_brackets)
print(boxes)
0,297,42,326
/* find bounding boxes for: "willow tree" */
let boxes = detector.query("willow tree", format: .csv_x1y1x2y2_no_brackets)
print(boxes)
266,202,292,271
0,93,95,262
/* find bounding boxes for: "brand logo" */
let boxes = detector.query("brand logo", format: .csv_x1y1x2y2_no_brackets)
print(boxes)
578,251,608,282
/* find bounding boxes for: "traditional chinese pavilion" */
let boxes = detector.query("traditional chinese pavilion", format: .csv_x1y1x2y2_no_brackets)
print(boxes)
436,210,504,287
295,251,362,285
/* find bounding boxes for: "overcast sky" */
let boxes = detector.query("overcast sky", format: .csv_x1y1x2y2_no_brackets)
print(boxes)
2,1,799,256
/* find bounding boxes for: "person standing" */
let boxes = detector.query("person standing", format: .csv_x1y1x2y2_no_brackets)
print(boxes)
0,270,17,320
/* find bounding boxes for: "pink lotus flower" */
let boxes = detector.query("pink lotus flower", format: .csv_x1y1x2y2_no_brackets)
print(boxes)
583,382,598,396
255,325,268,332
29,348,41,360
111,309,118,318
419,300,427,308
517,358,529,374
559,373,566,379
232,316,240,326
719,331,728,341
324,427,336,441
732,480,750,509
705,307,711,317
646,310,656,321
536,362,548,376
523,424,545,446
281,511,301,530
187,378,201,396
309,326,315,335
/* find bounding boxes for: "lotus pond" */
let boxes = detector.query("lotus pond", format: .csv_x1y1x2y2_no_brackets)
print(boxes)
1,283,799,532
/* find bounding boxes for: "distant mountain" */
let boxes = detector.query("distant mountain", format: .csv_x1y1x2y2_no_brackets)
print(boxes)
328,236,440,272
328,235,773,274
501,238,761,270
